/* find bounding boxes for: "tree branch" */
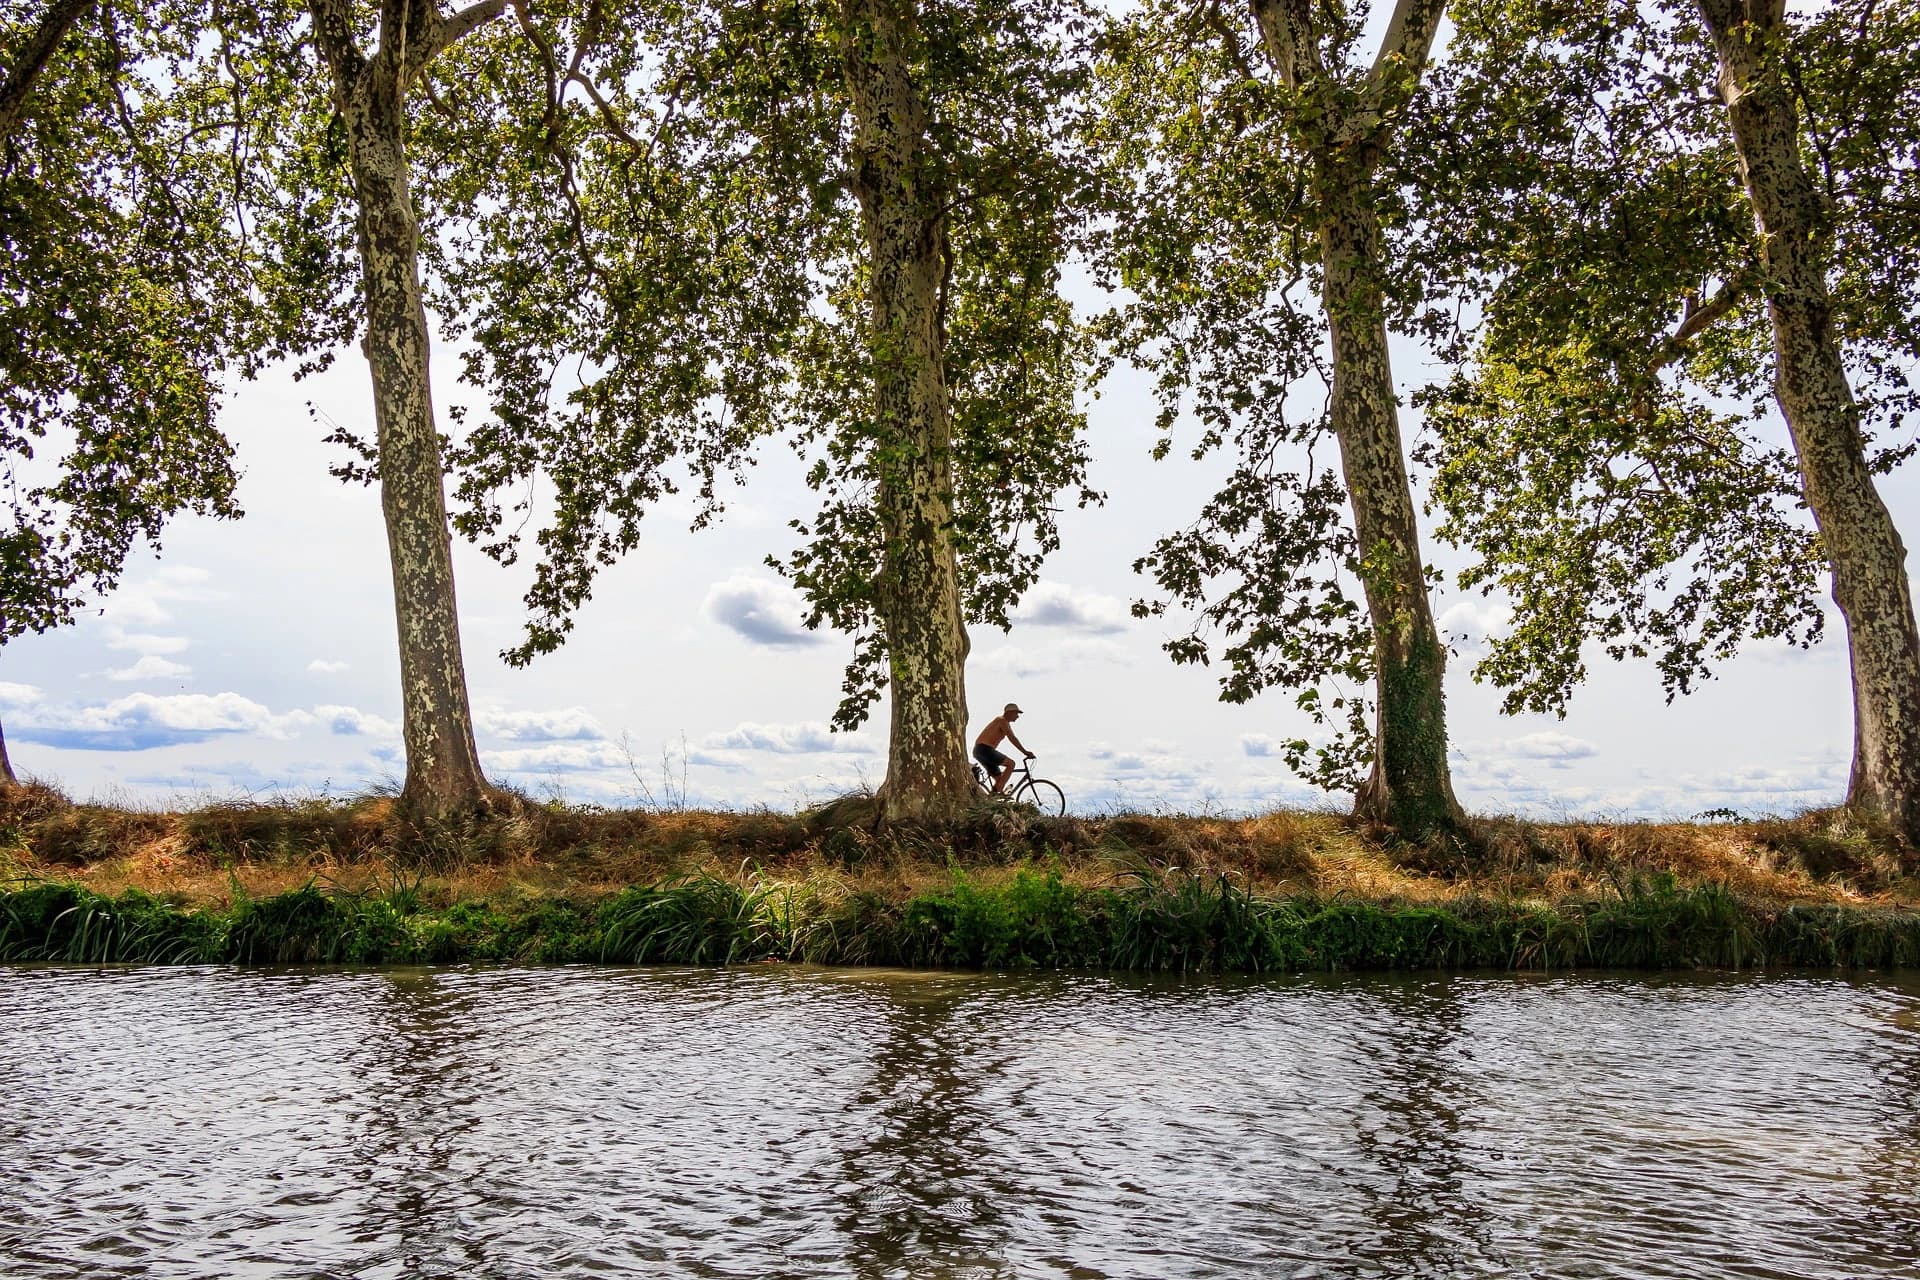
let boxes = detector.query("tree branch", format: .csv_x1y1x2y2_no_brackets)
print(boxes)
1247,0,1315,91
1366,0,1448,88
305,0,368,95
1651,274,1752,373
0,0,94,141
432,0,509,60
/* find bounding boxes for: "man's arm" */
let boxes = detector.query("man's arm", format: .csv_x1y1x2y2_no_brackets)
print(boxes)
1007,728,1033,757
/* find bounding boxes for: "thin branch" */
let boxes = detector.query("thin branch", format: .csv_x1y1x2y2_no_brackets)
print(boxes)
1651,272,1753,374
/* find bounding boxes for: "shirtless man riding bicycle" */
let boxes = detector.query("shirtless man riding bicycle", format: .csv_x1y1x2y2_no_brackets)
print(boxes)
973,703,1034,796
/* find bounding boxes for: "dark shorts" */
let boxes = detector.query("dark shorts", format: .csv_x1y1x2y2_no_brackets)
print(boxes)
973,742,1011,772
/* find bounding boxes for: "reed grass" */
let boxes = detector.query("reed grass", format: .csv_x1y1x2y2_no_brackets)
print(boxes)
1,866,1913,972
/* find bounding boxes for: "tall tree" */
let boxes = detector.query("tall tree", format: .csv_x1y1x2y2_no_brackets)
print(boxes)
2,0,250,785
1698,0,1920,838
1097,0,1462,838
303,0,505,820
434,0,1100,823
190,0,548,821
1424,0,1920,841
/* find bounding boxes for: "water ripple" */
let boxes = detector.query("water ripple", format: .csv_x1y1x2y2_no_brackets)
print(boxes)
0,966,1916,1278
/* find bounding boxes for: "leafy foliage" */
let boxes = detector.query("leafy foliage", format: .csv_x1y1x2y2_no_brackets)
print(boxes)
428,0,1105,730
1418,0,1920,715
1089,0,1446,791
0,0,258,648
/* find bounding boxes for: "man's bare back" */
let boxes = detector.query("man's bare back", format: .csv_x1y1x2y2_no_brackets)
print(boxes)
973,703,1032,795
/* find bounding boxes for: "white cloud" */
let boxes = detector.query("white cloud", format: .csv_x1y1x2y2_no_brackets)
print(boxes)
105,655,192,683
475,706,607,743
97,565,217,629
482,742,630,774
1502,731,1599,762
974,636,1128,678
1436,598,1513,654
1085,742,1189,778
10,692,313,751
0,682,42,709
704,721,869,754
702,575,824,648
1011,583,1131,634
108,632,192,656
307,658,351,674
1241,733,1282,758
315,705,400,738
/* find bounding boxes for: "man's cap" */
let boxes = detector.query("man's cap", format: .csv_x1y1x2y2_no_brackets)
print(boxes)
1004,703,1023,715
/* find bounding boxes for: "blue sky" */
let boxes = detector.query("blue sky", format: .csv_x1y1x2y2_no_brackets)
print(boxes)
0,307,1894,821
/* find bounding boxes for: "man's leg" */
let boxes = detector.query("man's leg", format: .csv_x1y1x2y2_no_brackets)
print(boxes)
992,758,1015,795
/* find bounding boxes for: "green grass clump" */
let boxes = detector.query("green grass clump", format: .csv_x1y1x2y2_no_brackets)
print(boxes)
0,866,1914,972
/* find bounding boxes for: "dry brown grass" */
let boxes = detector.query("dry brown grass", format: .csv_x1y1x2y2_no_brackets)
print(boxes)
1,780,1911,910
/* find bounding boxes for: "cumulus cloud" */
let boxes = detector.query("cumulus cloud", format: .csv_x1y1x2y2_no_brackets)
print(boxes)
307,659,351,674
315,705,400,738
1436,598,1513,655
1085,741,1187,778
685,749,750,772
106,655,192,683
9,692,312,751
1011,583,1131,634
1240,733,1283,758
0,682,42,709
974,636,1128,678
109,632,192,656
482,742,630,774
97,565,218,629
702,575,823,648
476,706,607,743
704,721,869,754
1502,731,1599,762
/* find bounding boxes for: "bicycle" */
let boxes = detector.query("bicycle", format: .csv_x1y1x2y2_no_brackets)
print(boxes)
972,755,1067,816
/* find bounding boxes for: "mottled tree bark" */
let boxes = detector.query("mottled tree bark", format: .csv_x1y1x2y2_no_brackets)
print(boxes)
309,0,503,822
1252,0,1462,838
1699,0,1920,843
839,0,975,822
0,714,16,785
1320,175,1463,837
0,0,93,142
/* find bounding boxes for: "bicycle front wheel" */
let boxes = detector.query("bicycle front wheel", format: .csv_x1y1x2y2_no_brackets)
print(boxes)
1017,778,1066,817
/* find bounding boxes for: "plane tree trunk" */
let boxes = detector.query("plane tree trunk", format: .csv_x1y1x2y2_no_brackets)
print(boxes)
308,0,499,823
1319,173,1463,838
839,0,975,823
1251,0,1463,839
1699,0,1920,844
0,714,16,786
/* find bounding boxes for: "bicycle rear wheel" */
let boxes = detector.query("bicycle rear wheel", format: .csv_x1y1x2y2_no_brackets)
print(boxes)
1017,778,1066,817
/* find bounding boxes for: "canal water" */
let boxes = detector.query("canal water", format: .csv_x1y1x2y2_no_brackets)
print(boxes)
1,966,1916,1278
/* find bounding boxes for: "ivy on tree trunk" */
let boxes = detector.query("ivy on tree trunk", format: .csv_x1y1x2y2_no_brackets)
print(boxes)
1317,174,1462,836
1103,0,1462,839
839,0,976,821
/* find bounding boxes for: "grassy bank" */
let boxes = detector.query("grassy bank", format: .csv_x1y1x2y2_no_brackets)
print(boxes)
2,869,1917,971
0,782,1915,972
